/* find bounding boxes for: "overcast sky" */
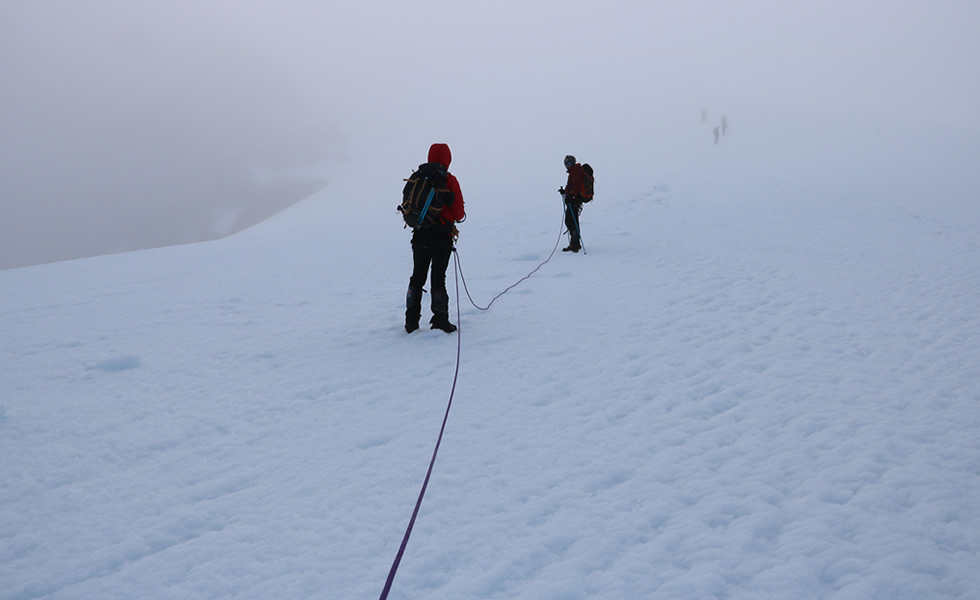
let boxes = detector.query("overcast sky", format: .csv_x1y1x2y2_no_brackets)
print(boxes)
2,0,978,269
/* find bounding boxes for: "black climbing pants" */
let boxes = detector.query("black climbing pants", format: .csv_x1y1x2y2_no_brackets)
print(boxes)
564,199,583,249
407,228,454,319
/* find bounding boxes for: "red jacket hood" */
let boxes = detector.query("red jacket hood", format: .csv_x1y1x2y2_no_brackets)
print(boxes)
428,143,452,169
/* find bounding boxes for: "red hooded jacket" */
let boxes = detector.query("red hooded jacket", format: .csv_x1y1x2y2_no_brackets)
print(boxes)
564,162,586,199
427,143,465,225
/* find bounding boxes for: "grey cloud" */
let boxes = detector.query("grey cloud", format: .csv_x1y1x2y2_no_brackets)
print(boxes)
1,2,339,269
3,0,977,269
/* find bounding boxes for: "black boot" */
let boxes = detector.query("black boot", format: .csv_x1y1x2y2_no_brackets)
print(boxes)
562,233,581,253
405,286,422,333
405,315,420,333
430,313,457,333
429,289,456,332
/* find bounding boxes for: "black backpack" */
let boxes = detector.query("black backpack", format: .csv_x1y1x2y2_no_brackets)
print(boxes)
399,162,454,231
581,163,595,202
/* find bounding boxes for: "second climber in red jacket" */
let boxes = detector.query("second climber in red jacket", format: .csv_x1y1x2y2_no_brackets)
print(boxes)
558,154,585,253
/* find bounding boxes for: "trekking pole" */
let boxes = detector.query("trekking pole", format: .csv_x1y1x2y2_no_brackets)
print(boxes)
572,206,586,255
559,192,568,242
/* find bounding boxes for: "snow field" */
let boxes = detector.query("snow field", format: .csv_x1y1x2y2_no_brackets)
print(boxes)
2,132,979,599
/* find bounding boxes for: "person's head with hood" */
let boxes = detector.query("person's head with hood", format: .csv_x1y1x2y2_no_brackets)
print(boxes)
428,143,452,170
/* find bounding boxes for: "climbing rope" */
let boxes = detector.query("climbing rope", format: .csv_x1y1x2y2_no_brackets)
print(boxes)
378,200,571,599
455,202,567,311
378,252,463,600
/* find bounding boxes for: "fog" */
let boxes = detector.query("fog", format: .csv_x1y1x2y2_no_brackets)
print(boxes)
2,0,978,270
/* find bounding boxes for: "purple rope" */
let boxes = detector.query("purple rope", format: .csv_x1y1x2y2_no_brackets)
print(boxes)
456,205,566,312
379,201,564,598
378,251,463,600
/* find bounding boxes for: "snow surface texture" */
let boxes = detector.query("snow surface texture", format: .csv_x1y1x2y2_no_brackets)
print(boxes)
2,124,979,600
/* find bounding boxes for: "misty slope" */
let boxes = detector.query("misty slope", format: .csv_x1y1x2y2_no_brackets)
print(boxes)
2,130,980,599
